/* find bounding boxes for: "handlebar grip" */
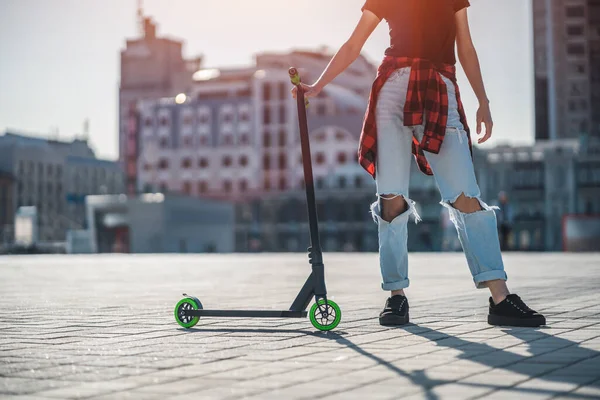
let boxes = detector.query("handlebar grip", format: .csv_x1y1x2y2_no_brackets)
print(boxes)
289,67,309,107
288,67,301,85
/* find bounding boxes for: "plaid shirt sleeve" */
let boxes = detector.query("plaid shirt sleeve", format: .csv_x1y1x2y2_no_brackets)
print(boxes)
358,57,472,179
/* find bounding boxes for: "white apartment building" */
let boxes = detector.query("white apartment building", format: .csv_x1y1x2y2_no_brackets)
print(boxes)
136,49,376,202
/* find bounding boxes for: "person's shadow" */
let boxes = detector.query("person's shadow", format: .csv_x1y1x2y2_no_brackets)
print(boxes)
181,323,600,398
328,324,600,399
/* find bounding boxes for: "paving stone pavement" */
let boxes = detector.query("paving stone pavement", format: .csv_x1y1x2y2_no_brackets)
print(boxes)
0,253,599,400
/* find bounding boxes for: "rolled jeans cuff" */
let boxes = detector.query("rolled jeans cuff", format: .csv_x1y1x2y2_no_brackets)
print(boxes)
473,270,507,289
382,278,410,291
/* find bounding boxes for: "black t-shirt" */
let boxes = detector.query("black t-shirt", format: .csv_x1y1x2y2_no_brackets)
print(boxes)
362,0,470,65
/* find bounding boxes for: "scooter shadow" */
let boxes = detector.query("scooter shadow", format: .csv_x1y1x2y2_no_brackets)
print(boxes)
178,326,350,336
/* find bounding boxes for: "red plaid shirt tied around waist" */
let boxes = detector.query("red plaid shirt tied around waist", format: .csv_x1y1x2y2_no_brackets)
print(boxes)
358,56,472,178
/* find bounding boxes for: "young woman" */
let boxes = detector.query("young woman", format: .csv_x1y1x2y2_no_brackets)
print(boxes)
292,0,545,327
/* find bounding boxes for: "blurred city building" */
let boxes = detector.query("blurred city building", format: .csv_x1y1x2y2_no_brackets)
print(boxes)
134,49,374,202
128,46,382,253
478,138,600,251
119,7,202,195
82,193,234,253
109,9,600,254
0,170,15,248
0,131,124,246
533,0,600,140
232,148,493,253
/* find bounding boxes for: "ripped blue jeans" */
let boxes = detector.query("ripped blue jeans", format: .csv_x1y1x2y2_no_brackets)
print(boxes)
371,67,507,291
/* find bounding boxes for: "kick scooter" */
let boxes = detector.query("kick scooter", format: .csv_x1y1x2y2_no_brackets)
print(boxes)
173,67,341,331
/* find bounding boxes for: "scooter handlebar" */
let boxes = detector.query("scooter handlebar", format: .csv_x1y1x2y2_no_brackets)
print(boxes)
289,67,309,107
288,67,301,85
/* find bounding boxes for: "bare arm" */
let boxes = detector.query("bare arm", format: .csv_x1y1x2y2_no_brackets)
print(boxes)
292,10,380,98
455,9,493,143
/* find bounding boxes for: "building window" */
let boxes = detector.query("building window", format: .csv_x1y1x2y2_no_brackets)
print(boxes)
279,130,286,147
316,152,325,165
160,137,169,148
338,176,346,189
335,131,345,140
240,110,250,122
264,178,271,190
198,113,210,124
567,25,584,36
263,107,271,125
223,135,233,146
263,154,271,169
199,158,208,168
144,163,151,171
263,131,271,147
158,159,169,170
570,82,584,96
198,181,207,193
354,176,362,188
240,155,248,167
279,105,286,123
317,103,327,116
223,181,232,193
223,156,233,167
316,177,325,189
222,111,233,124
569,99,588,111
279,177,286,190
569,63,586,74
263,84,271,102
567,43,585,55
199,136,208,146
239,180,248,192
566,6,585,18
337,152,347,164
279,153,287,169
183,115,193,126
159,116,169,127
182,181,192,195
183,136,193,147
279,82,287,100
240,133,250,145
182,158,192,169
144,117,153,127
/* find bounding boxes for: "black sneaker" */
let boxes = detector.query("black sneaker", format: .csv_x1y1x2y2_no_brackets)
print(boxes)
379,295,409,326
488,294,546,327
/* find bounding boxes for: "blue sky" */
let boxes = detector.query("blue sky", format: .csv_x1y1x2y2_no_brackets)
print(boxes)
0,0,533,161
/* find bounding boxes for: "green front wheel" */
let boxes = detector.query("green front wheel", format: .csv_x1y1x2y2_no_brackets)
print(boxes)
174,298,201,328
309,299,341,331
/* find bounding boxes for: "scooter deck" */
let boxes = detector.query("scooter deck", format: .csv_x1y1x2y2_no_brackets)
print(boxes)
184,309,308,318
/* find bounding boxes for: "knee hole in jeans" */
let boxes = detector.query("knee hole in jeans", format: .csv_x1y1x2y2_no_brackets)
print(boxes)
450,193,484,214
451,193,483,214
379,194,408,222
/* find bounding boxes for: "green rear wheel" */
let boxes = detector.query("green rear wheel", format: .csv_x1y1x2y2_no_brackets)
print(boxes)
309,299,341,331
174,298,200,328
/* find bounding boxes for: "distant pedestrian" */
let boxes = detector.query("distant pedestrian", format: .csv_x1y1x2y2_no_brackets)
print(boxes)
495,191,514,251
292,0,545,328
418,224,433,251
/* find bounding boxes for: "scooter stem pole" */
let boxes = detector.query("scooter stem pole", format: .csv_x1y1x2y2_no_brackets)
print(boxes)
289,67,326,297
